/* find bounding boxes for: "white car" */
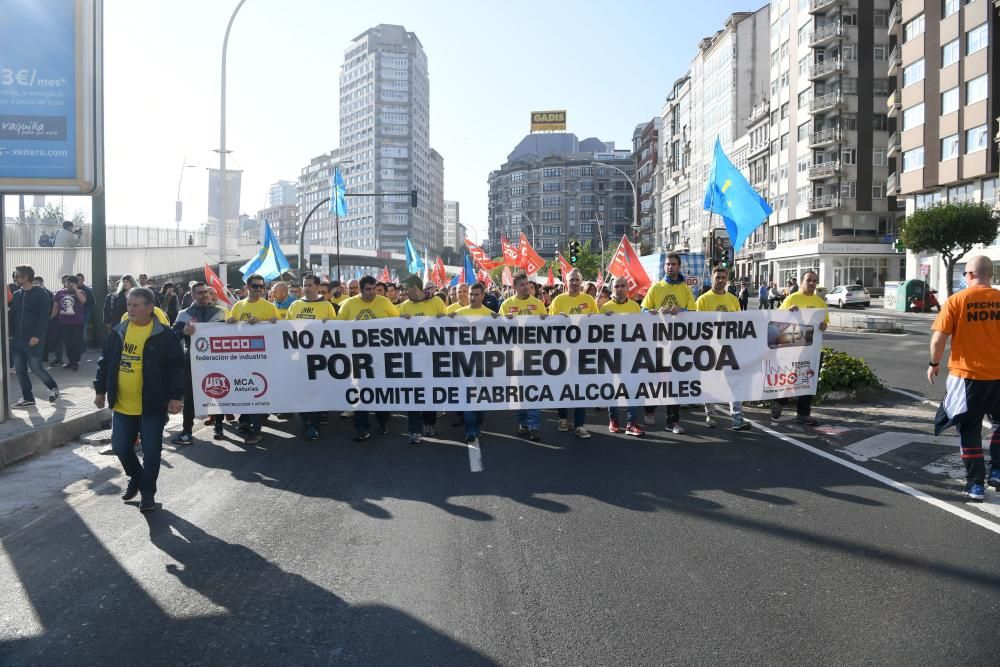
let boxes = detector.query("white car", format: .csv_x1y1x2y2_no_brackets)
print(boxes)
824,285,870,308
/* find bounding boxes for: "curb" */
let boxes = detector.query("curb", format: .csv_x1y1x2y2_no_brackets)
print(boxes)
0,408,112,471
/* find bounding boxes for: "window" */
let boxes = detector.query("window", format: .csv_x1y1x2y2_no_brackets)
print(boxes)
541,210,561,221
942,39,960,67
801,219,818,239
579,181,594,191
797,122,810,141
984,178,997,205
542,181,561,192
903,147,925,172
874,45,888,61
873,182,886,199
840,181,857,198
941,87,959,114
581,166,592,176
967,75,988,104
781,103,788,120
841,148,857,165
916,191,943,209
967,23,988,55
542,168,562,178
874,9,889,27
966,125,988,153
941,134,960,160
904,15,925,42
949,183,976,202
903,59,925,86
942,0,960,17
780,133,788,150
902,103,925,130
873,148,887,166
542,196,561,207
798,90,811,107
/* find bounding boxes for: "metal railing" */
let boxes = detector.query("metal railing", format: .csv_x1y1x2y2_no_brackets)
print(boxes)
4,222,257,249
809,195,841,210
747,101,770,124
887,45,901,75
809,161,842,179
810,58,845,79
810,91,843,113
809,127,842,146
887,131,901,155
810,0,842,13
810,22,842,45
888,2,902,34
887,172,899,195
886,89,901,116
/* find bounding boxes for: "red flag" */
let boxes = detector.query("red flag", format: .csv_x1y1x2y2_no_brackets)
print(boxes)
501,236,520,267
379,266,391,283
464,239,499,270
606,236,651,298
518,232,546,275
558,253,573,278
547,267,555,286
476,269,493,288
204,263,234,307
501,265,513,287
595,269,605,295
431,257,448,288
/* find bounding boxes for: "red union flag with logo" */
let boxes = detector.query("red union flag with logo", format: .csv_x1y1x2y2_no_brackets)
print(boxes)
518,233,546,275
606,236,651,297
379,266,391,283
204,263,234,308
558,253,573,278
464,239,499,271
501,236,520,267
431,257,448,288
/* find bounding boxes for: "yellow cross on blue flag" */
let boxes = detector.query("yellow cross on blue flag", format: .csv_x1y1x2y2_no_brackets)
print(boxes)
331,167,349,217
239,220,291,281
703,138,772,254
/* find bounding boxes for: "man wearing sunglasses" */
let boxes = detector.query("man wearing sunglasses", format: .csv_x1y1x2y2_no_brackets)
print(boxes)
225,274,279,444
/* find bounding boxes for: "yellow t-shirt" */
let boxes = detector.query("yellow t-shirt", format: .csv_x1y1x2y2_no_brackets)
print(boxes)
336,295,400,321
446,301,469,314
228,298,279,322
641,280,696,311
549,292,598,316
120,306,170,326
695,291,742,313
115,322,152,416
601,299,642,315
287,298,338,321
455,305,494,318
499,296,546,317
331,295,349,307
275,305,289,320
779,291,830,324
399,296,446,317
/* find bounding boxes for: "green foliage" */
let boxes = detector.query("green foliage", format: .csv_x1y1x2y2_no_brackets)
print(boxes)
899,202,999,296
817,347,884,398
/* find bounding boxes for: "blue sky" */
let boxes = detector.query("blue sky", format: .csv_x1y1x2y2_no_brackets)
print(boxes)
8,0,756,244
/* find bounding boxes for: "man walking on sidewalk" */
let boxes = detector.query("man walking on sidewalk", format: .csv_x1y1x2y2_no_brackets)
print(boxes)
95,287,184,512
51,275,87,371
9,265,59,407
170,282,228,445
929,255,1000,502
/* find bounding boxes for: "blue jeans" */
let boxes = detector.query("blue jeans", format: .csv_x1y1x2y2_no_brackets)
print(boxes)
558,407,586,428
464,411,485,439
516,409,541,430
11,338,57,401
706,401,744,426
608,405,638,424
111,411,166,498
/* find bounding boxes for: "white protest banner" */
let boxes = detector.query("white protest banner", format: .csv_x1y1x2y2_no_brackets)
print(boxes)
189,311,825,415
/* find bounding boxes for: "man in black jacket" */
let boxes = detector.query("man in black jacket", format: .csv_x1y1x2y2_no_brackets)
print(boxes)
9,265,59,407
94,287,184,512
170,282,228,444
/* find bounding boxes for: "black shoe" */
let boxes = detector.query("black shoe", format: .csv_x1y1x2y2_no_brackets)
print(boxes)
318,414,330,425
171,432,193,445
377,424,389,435
12,398,35,408
139,496,156,512
68,362,79,371
121,477,140,501
770,405,782,420
213,431,225,441
796,415,818,426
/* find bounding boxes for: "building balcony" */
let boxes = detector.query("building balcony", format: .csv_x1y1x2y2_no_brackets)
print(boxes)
810,91,844,114
810,0,844,14
887,2,902,37
809,195,842,211
748,140,770,158
886,89,901,118
887,45,902,77
887,131,901,157
808,160,842,180
887,172,899,196
747,100,770,125
809,58,846,81
809,127,842,148
810,22,843,47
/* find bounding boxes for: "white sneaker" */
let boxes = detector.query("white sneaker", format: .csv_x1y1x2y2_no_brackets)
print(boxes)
558,419,570,432
574,427,591,439
705,415,715,428
669,424,685,435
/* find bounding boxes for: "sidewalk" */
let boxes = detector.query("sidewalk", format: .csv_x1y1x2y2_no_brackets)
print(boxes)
0,349,111,469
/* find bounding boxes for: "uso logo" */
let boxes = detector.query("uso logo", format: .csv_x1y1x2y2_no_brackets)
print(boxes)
209,336,266,353
202,373,231,399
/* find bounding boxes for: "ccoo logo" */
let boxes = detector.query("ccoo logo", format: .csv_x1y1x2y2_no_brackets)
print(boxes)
194,337,209,352
202,373,230,399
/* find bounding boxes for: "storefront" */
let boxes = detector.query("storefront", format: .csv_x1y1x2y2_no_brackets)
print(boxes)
764,242,904,293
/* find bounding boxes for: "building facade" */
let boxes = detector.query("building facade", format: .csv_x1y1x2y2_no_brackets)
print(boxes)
297,149,339,246
659,74,694,252
267,180,297,208
428,148,445,253
734,98,774,280
443,199,462,250
337,24,436,255
487,133,635,260
258,203,299,247
891,0,999,293
632,117,662,250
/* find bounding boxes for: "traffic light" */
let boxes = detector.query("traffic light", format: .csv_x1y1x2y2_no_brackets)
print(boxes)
893,238,905,253
721,248,731,268
569,240,581,264
410,189,418,208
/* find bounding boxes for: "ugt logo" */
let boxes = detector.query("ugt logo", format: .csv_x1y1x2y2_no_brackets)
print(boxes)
202,373,230,399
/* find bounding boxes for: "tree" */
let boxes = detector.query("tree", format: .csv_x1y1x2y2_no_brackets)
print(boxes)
899,202,999,297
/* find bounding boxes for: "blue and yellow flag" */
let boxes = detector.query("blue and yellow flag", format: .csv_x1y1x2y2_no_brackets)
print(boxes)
404,237,424,277
239,221,291,281
330,167,348,217
703,138,772,253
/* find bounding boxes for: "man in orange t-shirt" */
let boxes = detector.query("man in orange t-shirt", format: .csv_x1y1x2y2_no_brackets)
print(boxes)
929,255,1000,501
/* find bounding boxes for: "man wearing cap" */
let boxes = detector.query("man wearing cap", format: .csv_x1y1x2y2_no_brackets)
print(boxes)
398,275,447,445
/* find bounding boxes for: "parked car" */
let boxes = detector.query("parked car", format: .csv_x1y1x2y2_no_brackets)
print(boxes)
824,285,870,308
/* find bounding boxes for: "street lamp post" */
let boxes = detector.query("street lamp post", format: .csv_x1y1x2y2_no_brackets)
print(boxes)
296,158,354,277
593,161,639,245
175,159,196,242
217,0,247,286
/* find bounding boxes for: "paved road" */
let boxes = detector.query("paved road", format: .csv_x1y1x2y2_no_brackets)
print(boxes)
823,329,947,402
1,403,998,665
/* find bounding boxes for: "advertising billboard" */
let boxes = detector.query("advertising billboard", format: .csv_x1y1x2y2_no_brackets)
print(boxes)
530,110,566,133
0,0,103,194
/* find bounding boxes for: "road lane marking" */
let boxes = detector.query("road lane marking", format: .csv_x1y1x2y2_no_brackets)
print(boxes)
468,439,483,473
841,431,958,462
887,386,939,407
749,419,1000,536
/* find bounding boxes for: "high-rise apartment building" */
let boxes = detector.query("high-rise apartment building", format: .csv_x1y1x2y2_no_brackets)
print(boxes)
267,180,297,208
338,24,436,254
487,133,634,259
258,203,299,247
734,98,774,278
632,117,662,250
443,200,462,251
660,74,693,252
757,0,904,291
890,0,999,291
429,148,445,252
297,149,339,246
